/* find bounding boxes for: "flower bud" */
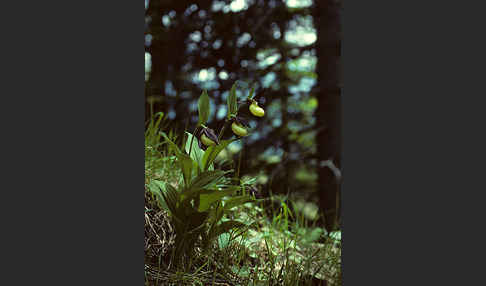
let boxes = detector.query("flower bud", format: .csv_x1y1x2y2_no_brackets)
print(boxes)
249,101,265,117
231,122,248,137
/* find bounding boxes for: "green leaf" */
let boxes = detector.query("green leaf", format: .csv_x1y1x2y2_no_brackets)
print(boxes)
232,266,250,278
208,202,224,224
223,196,254,210
160,183,180,219
181,170,229,201
178,154,194,187
248,85,255,100
147,180,168,211
162,132,194,186
184,132,204,170
153,112,164,130
204,202,224,249
241,177,257,185
198,90,210,125
190,170,228,190
161,131,182,154
198,187,238,212
213,220,247,238
202,139,238,171
306,227,325,243
145,112,165,145
217,233,231,249
227,82,238,118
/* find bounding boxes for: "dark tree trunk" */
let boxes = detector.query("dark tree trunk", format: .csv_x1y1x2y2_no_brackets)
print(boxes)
313,0,342,231
279,19,290,194
146,0,166,117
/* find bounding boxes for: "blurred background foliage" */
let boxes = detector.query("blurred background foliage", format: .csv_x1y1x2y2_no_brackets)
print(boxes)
145,0,341,230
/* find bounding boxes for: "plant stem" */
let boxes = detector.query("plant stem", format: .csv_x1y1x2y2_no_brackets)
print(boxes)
218,120,230,141
236,144,242,179
188,126,199,157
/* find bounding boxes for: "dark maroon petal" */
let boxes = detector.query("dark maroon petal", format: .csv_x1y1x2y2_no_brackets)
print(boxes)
203,128,220,145
196,127,204,139
197,137,207,150
235,116,251,128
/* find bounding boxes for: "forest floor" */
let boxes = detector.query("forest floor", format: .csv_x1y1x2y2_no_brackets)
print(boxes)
145,165,341,285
